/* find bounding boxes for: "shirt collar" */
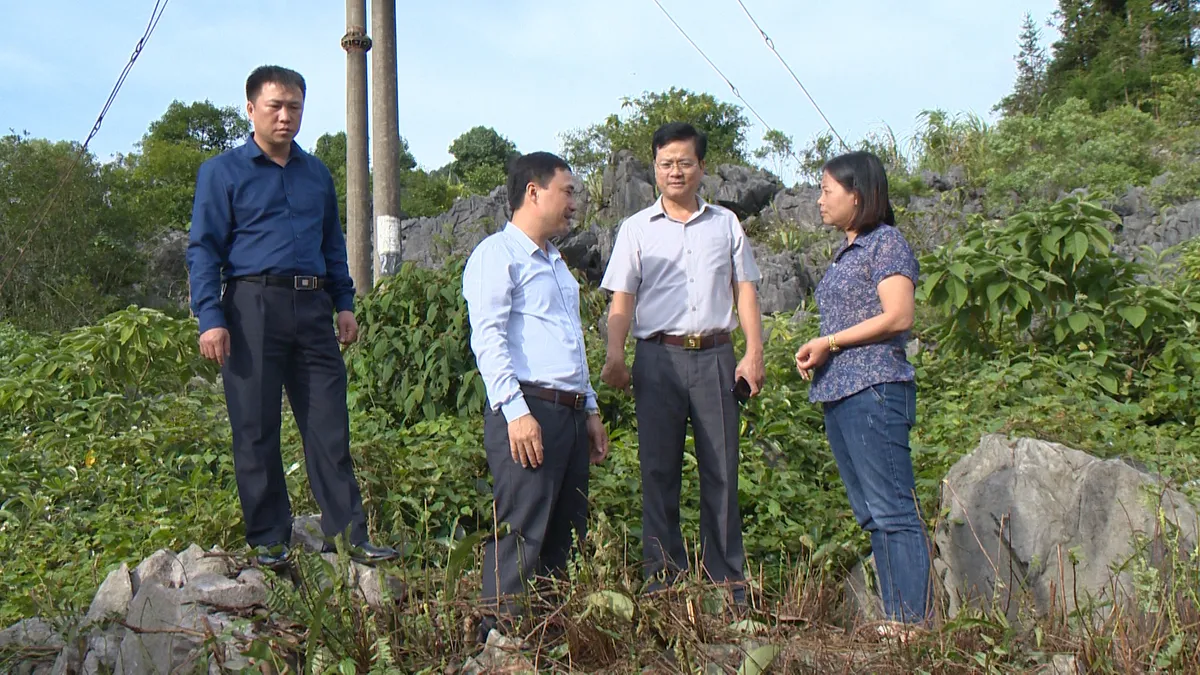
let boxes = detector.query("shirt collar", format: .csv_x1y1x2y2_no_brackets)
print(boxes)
503,222,560,260
836,223,888,258
648,194,711,223
240,135,305,163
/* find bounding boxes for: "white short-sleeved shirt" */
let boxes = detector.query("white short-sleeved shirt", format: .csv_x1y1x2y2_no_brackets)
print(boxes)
600,196,760,340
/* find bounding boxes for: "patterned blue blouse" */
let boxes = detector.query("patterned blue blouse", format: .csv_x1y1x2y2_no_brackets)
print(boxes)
808,224,919,403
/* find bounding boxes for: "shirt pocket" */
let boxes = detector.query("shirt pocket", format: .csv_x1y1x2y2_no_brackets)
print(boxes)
698,231,733,277
289,180,326,219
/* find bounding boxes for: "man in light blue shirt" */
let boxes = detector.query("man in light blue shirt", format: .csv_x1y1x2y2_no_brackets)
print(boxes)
462,151,610,635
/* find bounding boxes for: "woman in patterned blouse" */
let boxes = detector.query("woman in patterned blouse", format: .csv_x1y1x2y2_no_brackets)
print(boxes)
795,151,931,636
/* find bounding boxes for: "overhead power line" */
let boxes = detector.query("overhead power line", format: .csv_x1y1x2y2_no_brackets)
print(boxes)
0,0,171,295
733,0,848,150
648,0,804,165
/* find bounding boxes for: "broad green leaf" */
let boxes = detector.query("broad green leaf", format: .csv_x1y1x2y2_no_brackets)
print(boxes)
1117,305,1147,329
738,644,782,675
949,278,969,309
1068,313,1090,334
985,281,1010,304
1071,231,1089,265
1097,374,1119,394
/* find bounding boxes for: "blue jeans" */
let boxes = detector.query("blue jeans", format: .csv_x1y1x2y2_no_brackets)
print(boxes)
823,381,931,624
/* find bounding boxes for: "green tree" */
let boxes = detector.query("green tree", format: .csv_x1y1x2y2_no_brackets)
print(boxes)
313,132,349,228
399,169,464,218
753,129,795,179
560,88,750,177
997,12,1050,116
446,126,517,195
111,100,250,231
0,135,146,330
312,130,419,227
1045,0,1199,111
145,100,249,153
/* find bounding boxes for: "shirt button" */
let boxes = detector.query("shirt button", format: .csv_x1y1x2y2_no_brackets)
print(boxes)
689,278,694,283
687,249,692,254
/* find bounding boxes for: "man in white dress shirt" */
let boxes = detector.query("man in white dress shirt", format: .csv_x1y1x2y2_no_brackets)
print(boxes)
600,122,764,603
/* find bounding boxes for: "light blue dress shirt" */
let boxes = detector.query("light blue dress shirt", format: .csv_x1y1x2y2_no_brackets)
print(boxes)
462,222,598,422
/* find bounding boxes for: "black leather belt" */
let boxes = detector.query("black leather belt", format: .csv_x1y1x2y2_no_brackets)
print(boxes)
520,383,587,410
646,332,732,350
233,275,326,290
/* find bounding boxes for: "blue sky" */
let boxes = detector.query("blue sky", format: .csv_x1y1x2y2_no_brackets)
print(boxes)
1,0,1058,181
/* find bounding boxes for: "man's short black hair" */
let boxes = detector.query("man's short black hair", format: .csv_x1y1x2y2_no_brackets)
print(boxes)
651,122,708,160
507,151,571,212
246,65,306,102
822,151,895,233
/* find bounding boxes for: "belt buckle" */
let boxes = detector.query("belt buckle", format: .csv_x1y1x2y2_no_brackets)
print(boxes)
294,275,318,290
683,334,702,350
574,394,586,410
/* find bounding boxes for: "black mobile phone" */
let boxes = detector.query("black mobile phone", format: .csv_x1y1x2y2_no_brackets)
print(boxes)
732,377,752,404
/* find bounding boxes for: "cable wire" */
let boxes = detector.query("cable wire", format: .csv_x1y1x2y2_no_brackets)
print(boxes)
648,0,804,165
0,0,171,295
733,0,848,150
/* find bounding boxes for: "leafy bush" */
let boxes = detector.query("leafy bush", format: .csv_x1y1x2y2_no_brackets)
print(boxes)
345,259,486,425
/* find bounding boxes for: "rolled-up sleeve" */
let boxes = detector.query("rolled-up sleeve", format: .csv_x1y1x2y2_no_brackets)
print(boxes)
599,220,641,294
730,217,761,284
320,164,355,312
186,161,232,334
463,243,528,422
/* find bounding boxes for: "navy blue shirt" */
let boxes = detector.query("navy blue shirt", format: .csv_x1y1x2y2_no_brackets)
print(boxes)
186,137,354,334
809,224,919,403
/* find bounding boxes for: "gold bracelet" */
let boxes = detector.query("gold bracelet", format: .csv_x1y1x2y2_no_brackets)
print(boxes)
827,334,840,353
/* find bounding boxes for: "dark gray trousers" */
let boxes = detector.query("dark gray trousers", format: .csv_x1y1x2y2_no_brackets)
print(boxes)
221,280,368,548
633,339,744,588
481,397,590,613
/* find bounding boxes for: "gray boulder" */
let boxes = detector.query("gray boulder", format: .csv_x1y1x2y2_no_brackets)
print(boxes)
398,187,509,268
0,618,63,650
934,435,1200,623
699,164,782,219
763,186,823,231
919,165,967,192
114,582,203,674
85,563,133,625
177,544,233,583
755,251,815,315
291,514,327,553
178,573,265,610
131,549,185,593
594,150,656,225
133,229,189,311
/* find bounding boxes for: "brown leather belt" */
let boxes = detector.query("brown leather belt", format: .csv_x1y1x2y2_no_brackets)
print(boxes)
646,332,732,350
520,383,587,410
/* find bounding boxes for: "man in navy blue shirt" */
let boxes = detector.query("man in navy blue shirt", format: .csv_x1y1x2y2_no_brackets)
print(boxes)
186,65,396,568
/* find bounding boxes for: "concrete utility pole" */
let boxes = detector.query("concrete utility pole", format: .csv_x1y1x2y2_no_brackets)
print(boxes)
341,0,372,294
370,0,403,279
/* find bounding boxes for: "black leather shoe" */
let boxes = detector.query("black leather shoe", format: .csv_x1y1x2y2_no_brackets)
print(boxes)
323,541,399,566
252,543,292,570
349,541,398,565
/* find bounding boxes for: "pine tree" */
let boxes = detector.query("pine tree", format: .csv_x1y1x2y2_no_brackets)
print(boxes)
1039,0,1199,111
997,12,1049,116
